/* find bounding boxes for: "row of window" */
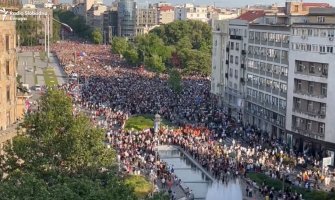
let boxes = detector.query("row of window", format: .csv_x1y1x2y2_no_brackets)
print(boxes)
294,97,326,114
292,28,335,37
247,88,287,109
229,68,240,79
293,116,325,134
229,28,247,37
296,60,328,76
291,43,334,54
249,31,289,43
248,45,289,60
247,102,286,127
247,74,288,92
295,79,327,97
229,55,240,65
247,60,288,76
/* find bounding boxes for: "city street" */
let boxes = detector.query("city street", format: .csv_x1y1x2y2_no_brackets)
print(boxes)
17,51,67,102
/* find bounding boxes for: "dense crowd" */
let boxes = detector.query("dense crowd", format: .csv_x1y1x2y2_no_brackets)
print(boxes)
55,41,334,200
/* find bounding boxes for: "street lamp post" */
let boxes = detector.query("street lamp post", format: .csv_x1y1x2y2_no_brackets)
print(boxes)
154,114,161,134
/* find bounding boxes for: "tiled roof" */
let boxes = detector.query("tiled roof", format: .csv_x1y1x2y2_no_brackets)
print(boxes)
237,10,265,22
302,3,331,8
159,5,174,12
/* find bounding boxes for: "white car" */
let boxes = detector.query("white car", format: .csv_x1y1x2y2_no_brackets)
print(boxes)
34,85,41,91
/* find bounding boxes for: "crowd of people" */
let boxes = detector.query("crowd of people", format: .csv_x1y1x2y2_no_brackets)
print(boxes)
54,41,334,200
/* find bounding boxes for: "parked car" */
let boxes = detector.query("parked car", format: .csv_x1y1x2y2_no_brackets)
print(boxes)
34,84,41,91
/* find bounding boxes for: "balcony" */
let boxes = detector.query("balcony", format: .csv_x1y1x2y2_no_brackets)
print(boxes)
241,50,246,55
293,108,326,121
230,35,242,40
226,60,229,65
226,47,229,52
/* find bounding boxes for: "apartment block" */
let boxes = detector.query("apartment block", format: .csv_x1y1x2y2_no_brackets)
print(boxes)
286,8,335,153
211,20,229,98
0,19,19,147
174,4,209,23
136,6,158,27
245,24,290,139
157,5,174,24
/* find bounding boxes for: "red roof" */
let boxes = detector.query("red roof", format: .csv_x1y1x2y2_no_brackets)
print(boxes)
238,10,265,22
302,3,331,8
159,5,174,12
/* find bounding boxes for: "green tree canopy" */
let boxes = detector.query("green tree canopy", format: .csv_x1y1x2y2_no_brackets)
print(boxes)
0,90,141,199
124,48,139,66
144,54,165,73
111,37,129,55
91,29,103,44
168,69,182,93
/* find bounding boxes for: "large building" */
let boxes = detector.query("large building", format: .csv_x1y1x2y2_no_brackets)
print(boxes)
211,2,335,153
103,8,118,44
175,4,209,23
86,4,107,31
246,24,290,140
117,0,137,37
0,12,19,152
286,7,335,154
136,5,158,28
157,5,174,24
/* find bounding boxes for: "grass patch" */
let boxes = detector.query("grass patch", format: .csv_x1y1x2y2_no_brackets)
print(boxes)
43,67,58,87
124,114,172,131
247,172,335,200
125,175,153,199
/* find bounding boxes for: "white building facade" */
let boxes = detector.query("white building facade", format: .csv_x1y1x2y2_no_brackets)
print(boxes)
211,20,229,99
174,4,209,23
223,19,249,120
245,24,290,140
287,23,335,152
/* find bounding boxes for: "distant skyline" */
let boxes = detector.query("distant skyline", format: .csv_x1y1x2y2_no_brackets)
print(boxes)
58,0,335,8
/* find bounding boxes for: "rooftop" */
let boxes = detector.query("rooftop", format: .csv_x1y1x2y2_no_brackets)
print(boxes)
237,10,265,22
159,5,174,11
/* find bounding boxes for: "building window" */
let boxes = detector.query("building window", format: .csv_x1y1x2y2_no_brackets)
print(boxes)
295,98,301,109
6,86,10,102
5,35,10,52
308,82,314,94
236,43,239,51
327,46,333,53
234,69,238,79
230,42,234,50
320,104,326,114
235,56,239,65
309,64,315,73
321,83,327,96
249,31,254,39
296,80,302,91
6,61,10,76
319,123,325,134
230,55,233,63
306,120,312,130
317,16,325,23
307,101,313,112
229,68,233,77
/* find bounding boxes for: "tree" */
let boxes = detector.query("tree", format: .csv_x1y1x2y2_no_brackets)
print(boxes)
16,17,43,46
124,48,139,66
0,90,139,199
168,69,182,93
91,29,103,44
111,37,129,55
144,54,165,73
